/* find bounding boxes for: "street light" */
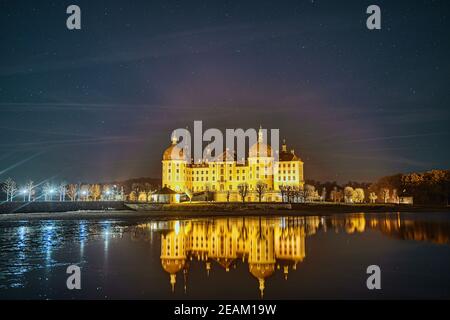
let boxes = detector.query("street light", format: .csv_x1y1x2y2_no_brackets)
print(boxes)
21,189,27,202
104,189,111,201
47,188,55,201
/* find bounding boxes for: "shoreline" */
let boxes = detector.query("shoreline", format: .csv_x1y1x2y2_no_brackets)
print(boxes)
1,204,449,221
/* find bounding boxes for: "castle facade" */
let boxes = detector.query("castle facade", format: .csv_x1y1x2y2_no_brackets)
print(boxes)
161,127,304,202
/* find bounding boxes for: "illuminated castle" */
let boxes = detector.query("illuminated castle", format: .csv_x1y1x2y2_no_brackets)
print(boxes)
161,127,304,202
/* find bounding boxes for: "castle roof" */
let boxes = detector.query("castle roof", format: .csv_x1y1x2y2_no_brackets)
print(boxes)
279,151,299,161
278,139,301,162
163,135,187,161
213,149,236,162
249,142,272,158
154,187,178,195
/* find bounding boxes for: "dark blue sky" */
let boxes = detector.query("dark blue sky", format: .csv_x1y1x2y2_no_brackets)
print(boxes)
0,0,449,184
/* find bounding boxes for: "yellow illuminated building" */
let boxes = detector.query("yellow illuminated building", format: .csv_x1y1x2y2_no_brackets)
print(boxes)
162,127,304,202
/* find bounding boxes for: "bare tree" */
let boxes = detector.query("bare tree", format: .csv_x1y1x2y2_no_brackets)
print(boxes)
391,189,399,204
330,186,339,202
344,186,355,203
25,180,34,202
255,181,266,202
102,184,111,200
59,182,67,201
381,188,390,203
90,184,101,201
143,183,154,202
304,184,316,202
279,185,287,202
43,182,54,201
287,186,295,203
67,184,78,201
226,190,231,202
238,183,249,203
2,178,10,201
293,187,302,203
2,178,17,201
321,187,327,202
80,184,90,201
353,188,365,203
298,188,306,203
131,183,141,201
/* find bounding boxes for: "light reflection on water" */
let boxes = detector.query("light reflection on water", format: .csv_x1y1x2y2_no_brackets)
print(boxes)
0,212,449,299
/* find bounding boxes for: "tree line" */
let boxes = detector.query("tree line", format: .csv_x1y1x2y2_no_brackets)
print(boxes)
2,170,448,205
0,177,160,202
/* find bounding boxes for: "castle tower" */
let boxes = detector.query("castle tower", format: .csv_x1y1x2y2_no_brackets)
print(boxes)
162,135,188,192
247,126,274,194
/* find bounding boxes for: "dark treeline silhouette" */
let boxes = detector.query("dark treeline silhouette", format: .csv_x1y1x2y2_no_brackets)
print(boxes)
106,177,161,196
307,170,449,205
369,170,449,205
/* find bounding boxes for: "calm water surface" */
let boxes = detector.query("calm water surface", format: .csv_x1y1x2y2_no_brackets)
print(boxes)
1,212,449,299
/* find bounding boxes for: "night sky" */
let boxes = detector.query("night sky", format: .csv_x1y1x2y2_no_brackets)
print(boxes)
1,0,449,184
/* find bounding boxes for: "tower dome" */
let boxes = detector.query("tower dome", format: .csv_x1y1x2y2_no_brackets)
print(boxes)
163,135,187,161
249,126,272,158
249,142,272,158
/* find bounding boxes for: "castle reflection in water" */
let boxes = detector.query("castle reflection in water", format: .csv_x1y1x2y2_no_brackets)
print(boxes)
131,213,450,297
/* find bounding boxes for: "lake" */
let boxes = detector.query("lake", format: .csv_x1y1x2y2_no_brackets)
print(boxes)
1,212,449,299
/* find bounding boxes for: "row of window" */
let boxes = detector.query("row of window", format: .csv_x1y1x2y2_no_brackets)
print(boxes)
163,162,298,169
278,176,297,181
165,174,298,182
165,168,296,175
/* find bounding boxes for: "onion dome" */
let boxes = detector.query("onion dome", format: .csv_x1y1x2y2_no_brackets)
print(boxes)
249,126,272,157
249,142,272,157
163,135,186,161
